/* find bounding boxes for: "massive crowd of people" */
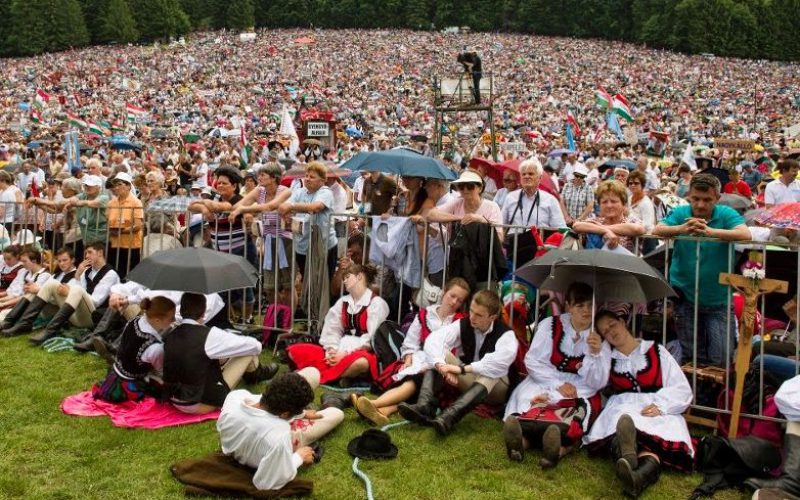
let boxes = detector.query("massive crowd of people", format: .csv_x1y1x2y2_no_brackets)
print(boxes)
1,29,799,498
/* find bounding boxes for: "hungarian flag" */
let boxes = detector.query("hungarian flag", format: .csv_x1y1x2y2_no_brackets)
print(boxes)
72,92,83,107
125,103,147,123
30,110,42,124
567,110,582,137
595,86,612,109
87,120,108,136
66,112,87,129
612,93,634,122
30,179,39,198
592,122,607,143
34,89,51,109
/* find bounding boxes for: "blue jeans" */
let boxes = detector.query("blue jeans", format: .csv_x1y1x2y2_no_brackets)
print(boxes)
753,354,800,383
673,300,735,367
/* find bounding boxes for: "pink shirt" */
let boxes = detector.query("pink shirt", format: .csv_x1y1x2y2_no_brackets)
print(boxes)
439,197,503,235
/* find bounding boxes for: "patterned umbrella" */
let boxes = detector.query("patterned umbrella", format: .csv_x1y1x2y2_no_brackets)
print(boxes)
755,203,800,229
146,195,193,213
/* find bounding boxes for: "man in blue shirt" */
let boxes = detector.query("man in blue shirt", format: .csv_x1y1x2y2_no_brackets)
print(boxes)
653,173,750,366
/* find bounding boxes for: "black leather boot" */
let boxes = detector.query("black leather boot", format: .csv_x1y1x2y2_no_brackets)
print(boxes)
398,370,443,426
540,424,563,469
320,391,356,410
503,415,525,462
431,383,488,436
30,304,75,345
616,455,661,498
2,297,48,337
746,434,800,496
616,414,639,469
0,297,30,332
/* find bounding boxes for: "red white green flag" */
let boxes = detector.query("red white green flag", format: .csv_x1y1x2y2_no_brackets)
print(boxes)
34,89,51,109
87,120,108,136
66,112,87,129
125,103,147,123
595,86,612,109
30,110,42,124
612,93,634,122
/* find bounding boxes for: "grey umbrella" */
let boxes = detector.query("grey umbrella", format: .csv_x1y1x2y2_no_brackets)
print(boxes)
718,193,752,214
515,249,675,304
146,195,192,213
126,247,258,294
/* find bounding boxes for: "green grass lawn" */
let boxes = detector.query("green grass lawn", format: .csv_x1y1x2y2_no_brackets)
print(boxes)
0,336,749,500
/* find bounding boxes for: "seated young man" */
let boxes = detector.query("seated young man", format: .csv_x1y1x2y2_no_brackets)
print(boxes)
217,370,344,491
2,242,120,344
163,293,278,415
0,249,51,324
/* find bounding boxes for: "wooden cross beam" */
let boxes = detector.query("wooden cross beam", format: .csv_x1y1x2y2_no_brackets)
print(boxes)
719,273,788,438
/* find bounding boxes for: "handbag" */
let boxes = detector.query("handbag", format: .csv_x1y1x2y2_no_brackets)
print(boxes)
414,277,443,308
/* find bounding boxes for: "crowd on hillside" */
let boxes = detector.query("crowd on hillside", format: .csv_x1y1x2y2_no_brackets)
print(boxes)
1,29,799,499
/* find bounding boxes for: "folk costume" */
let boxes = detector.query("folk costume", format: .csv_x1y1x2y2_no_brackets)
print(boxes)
286,289,389,384
505,314,609,444
92,315,164,402
583,340,694,472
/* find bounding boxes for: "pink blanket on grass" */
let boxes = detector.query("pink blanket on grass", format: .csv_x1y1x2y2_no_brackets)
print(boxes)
61,391,220,429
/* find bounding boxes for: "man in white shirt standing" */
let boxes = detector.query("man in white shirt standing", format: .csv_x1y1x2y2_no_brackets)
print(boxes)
765,159,800,207
217,370,344,492
502,158,567,231
399,290,518,435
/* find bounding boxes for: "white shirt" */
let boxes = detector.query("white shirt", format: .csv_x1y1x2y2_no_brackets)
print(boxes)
401,305,459,356
217,390,303,491
424,320,519,379
195,163,209,188
502,188,566,231
765,179,800,205
137,315,165,374
7,267,52,297
352,175,366,204
630,195,656,232
180,318,262,360
109,282,225,321
319,289,389,353
68,265,121,308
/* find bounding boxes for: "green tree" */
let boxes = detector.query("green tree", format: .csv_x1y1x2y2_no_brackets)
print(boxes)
225,0,254,30
405,0,430,29
131,0,190,41
99,0,139,43
7,0,89,55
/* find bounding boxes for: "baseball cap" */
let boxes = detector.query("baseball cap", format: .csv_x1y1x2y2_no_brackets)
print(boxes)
81,175,103,187
113,172,133,184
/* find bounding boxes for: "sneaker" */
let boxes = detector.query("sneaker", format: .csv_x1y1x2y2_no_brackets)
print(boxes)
355,397,389,426
243,363,279,384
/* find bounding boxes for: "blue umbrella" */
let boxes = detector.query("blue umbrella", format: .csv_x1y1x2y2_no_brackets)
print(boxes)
26,141,42,149
342,148,457,180
345,125,363,138
109,138,142,151
548,148,575,158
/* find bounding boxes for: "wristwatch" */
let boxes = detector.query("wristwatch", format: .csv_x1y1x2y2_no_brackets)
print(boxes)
460,364,467,375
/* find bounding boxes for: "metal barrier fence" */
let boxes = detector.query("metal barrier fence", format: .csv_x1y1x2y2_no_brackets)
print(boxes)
3,199,798,426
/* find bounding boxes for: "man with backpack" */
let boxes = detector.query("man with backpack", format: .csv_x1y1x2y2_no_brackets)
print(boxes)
746,374,800,498
399,290,518,435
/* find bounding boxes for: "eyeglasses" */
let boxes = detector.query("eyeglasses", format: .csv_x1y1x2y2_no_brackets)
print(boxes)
455,183,479,191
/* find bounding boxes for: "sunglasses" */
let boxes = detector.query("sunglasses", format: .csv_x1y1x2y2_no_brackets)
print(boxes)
455,183,479,191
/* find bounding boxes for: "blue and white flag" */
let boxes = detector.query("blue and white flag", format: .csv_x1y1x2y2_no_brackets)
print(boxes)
566,124,576,151
607,112,624,141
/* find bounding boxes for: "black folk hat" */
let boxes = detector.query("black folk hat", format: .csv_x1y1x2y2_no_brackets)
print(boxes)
347,429,398,460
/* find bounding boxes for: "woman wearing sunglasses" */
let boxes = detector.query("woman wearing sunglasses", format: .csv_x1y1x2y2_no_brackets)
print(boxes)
414,170,503,239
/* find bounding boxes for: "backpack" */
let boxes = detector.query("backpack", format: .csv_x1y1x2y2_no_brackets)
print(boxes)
262,303,292,346
716,364,784,445
691,435,781,499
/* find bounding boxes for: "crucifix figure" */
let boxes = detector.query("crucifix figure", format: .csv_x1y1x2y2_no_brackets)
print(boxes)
719,272,788,437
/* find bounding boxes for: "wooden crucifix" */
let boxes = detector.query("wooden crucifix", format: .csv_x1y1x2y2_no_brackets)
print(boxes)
719,272,788,438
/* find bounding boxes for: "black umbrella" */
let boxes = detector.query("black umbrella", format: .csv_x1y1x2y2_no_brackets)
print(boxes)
126,248,258,294
515,249,675,303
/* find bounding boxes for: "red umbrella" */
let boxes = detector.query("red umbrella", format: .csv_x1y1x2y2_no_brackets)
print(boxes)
469,157,502,187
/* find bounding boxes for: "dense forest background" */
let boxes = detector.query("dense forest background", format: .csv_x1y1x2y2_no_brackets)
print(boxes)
3,0,799,61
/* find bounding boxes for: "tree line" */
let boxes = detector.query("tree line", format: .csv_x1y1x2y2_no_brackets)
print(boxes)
2,0,798,61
